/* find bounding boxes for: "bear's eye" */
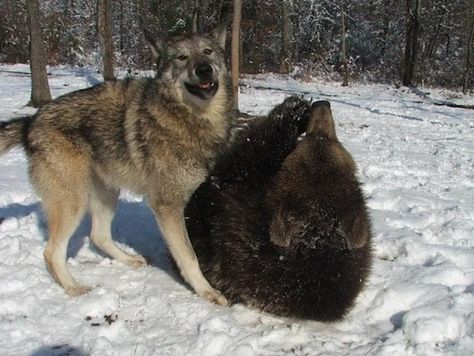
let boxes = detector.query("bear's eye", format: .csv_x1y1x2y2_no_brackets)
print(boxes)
203,48,213,55
177,55,188,61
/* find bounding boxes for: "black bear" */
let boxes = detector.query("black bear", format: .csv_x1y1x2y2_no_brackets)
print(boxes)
185,97,372,321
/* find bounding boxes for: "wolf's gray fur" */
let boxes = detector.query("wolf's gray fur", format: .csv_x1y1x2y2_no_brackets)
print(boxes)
0,26,233,305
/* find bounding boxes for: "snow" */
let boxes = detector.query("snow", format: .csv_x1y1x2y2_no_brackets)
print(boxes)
0,64,473,355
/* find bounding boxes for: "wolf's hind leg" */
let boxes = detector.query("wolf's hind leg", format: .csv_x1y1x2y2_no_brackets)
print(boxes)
151,204,228,306
42,192,91,296
31,145,92,296
89,178,147,267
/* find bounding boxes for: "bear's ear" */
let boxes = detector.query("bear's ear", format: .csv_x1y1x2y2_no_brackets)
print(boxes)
144,28,165,60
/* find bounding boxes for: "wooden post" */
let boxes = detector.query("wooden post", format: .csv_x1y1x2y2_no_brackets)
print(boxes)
231,0,242,111
341,1,349,87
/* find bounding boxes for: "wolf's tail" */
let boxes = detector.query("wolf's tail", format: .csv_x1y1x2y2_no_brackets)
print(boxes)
0,116,31,155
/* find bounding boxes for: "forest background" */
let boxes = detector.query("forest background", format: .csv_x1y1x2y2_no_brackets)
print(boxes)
0,0,472,93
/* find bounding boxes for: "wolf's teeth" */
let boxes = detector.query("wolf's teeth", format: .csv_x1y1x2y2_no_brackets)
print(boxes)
199,82,214,89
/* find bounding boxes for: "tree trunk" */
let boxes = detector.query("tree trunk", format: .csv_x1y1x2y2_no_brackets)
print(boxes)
280,0,292,74
216,0,225,25
97,0,115,81
402,0,421,86
463,2,474,93
340,1,349,87
200,0,210,32
380,0,390,58
138,0,145,27
231,0,242,111
426,14,444,59
119,0,124,52
192,0,210,33
192,0,199,33
26,0,52,107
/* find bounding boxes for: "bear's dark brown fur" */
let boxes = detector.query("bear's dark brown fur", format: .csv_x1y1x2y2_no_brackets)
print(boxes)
185,97,372,321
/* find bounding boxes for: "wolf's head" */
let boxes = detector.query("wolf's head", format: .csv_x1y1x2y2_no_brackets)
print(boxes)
145,24,229,109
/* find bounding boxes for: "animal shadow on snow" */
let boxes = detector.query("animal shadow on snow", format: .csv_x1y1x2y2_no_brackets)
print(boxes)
30,344,86,356
0,199,183,283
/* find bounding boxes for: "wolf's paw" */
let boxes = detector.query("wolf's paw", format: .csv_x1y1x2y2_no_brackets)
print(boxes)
202,288,229,306
65,284,92,297
124,255,148,268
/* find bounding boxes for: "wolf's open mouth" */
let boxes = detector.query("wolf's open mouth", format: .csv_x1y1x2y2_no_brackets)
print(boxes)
185,81,219,100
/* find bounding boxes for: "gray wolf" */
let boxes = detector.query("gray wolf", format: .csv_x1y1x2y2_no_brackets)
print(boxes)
185,97,372,320
0,25,233,305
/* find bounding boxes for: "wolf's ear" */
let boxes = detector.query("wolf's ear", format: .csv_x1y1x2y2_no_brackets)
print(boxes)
144,28,165,59
211,21,228,49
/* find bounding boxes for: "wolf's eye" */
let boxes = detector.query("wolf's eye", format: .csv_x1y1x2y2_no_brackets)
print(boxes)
203,48,213,55
177,55,188,61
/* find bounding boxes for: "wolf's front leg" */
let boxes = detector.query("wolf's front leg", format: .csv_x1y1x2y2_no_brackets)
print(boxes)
151,203,228,306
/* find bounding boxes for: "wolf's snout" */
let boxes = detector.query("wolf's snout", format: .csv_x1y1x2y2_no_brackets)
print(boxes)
184,62,219,100
195,63,213,80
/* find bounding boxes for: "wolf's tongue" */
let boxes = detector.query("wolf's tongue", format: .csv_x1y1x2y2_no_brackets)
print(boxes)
198,81,212,89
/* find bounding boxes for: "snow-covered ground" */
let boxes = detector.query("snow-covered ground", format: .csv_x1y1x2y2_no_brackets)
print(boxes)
0,65,473,355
